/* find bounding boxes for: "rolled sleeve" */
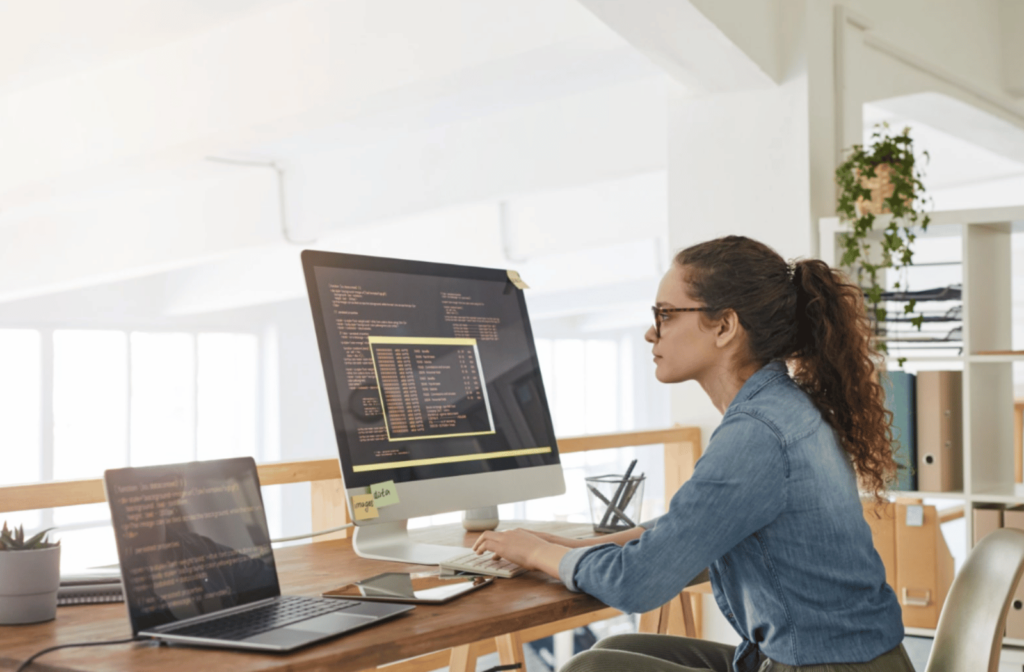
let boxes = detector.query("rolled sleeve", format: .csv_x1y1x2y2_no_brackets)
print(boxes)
567,410,789,615
639,516,661,529
558,545,609,592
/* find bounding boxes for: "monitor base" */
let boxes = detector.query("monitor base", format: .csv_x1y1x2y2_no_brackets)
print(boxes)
462,506,500,532
352,521,466,565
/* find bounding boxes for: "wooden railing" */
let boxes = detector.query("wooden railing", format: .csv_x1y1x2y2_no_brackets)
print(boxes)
1,426,703,532
0,426,704,669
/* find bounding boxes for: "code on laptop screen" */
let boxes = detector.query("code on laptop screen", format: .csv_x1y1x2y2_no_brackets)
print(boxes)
104,458,280,634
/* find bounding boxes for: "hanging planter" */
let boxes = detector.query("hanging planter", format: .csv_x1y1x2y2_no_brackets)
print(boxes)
835,123,932,359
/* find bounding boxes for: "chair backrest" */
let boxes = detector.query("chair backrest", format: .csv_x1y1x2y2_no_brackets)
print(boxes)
925,527,1024,672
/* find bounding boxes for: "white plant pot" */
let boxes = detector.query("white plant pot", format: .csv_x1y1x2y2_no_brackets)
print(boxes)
0,545,61,625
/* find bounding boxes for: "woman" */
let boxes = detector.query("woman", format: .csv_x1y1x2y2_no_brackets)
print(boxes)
473,236,912,672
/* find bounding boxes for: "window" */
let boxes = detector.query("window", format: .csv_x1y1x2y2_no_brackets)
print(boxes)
53,330,128,480
0,330,42,530
131,332,195,467
0,329,261,572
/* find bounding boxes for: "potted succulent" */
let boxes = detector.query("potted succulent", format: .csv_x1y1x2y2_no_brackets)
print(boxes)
835,122,932,359
0,522,61,624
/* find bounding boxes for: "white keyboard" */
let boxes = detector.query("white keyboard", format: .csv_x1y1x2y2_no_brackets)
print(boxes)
438,551,527,578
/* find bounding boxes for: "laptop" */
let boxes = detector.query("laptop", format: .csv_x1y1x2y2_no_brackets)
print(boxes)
104,457,414,652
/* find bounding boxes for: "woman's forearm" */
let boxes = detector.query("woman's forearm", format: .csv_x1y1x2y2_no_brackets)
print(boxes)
585,526,644,547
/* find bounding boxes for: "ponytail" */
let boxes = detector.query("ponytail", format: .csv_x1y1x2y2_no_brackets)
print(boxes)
676,237,896,499
789,259,896,499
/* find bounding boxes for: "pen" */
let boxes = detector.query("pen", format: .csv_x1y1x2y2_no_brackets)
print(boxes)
587,484,636,529
611,473,643,527
598,459,637,530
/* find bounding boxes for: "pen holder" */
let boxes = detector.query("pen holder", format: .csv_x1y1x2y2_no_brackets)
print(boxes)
586,474,645,534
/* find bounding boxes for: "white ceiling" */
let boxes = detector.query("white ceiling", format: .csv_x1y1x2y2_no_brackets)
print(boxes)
0,0,297,95
3,1,1024,327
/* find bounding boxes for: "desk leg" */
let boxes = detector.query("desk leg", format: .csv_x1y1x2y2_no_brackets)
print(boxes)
495,631,525,669
450,640,485,672
680,594,696,638
638,604,666,634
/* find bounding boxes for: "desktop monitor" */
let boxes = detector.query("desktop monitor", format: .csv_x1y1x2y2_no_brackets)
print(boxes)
301,250,565,564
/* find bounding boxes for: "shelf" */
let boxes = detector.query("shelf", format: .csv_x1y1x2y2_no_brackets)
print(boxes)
970,485,1024,505
968,354,1024,363
886,490,966,501
904,628,1024,651
883,355,963,364
904,627,934,638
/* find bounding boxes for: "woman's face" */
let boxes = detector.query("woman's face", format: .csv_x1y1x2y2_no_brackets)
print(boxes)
644,264,721,384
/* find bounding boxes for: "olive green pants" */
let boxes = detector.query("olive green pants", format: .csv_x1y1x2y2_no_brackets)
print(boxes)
559,634,915,672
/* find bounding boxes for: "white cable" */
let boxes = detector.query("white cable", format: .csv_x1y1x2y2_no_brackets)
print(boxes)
204,155,316,245
270,523,353,544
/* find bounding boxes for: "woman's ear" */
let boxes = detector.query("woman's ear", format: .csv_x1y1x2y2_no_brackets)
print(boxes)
715,309,742,349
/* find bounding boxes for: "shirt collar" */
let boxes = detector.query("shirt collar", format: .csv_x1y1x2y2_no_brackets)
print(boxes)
727,360,789,410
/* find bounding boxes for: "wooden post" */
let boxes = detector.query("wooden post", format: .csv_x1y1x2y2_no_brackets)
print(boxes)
311,478,350,541
1015,400,1023,484
663,425,702,502
661,424,703,638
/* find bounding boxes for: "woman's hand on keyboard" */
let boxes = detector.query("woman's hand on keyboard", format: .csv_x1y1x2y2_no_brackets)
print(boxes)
471,528,569,580
528,526,645,549
523,530,591,548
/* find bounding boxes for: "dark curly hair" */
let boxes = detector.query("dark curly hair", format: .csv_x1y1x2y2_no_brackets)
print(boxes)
675,236,896,499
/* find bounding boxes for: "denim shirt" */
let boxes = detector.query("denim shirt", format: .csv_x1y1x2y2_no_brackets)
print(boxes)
559,361,903,671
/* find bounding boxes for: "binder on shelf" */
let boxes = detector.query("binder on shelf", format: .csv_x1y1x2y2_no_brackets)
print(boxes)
894,502,954,629
1003,507,1024,639
883,371,916,491
972,505,1003,546
916,371,963,492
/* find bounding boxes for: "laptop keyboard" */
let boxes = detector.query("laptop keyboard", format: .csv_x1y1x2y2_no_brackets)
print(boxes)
165,595,360,641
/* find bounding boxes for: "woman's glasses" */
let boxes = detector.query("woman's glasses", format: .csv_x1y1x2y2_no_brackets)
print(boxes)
651,306,713,338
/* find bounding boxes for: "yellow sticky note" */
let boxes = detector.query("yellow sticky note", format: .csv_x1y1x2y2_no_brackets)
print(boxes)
351,494,379,520
369,480,400,508
507,270,530,290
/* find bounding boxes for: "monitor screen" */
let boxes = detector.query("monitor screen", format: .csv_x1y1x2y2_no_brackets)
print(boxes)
302,251,561,492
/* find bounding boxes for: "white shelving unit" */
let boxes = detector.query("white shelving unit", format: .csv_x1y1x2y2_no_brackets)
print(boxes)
820,205,1024,646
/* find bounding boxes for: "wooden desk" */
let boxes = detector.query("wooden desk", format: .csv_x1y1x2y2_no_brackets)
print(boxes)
0,426,707,670
1,523,622,672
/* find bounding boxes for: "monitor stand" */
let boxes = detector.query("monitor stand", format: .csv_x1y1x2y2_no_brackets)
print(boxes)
352,521,465,565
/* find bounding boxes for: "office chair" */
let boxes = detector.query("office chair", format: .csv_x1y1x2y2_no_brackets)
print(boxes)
925,527,1024,672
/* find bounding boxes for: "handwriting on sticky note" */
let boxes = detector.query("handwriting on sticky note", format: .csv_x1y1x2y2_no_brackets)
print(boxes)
351,494,379,520
370,480,400,508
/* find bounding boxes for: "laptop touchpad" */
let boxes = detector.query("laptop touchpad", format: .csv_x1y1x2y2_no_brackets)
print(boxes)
289,613,376,634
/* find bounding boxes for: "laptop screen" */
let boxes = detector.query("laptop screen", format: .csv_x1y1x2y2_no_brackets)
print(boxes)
105,457,280,634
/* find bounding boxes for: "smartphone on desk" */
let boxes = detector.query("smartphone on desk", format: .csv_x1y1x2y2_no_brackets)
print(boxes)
323,571,494,604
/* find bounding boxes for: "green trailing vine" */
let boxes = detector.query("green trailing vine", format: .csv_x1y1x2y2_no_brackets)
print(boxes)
835,123,931,361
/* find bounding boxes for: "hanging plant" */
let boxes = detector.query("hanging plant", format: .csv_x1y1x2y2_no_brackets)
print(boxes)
835,122,931,358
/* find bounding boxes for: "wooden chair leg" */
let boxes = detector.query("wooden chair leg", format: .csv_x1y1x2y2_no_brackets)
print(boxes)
495,631,525,668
